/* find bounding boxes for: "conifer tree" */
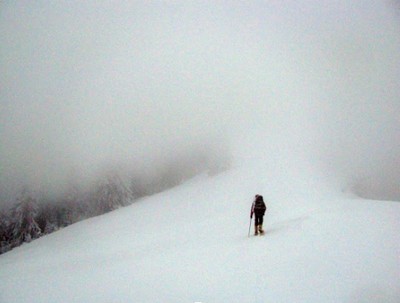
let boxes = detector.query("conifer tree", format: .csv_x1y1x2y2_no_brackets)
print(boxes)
61,184,85,225
36,201,59,234
92,174,132,215
0,209,12,254
10,189,41,245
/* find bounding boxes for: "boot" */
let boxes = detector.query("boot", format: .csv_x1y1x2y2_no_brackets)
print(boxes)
259,224,264,234
254,225,259,235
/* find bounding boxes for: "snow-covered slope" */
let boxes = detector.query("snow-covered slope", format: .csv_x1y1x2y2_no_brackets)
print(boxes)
1,166,399,303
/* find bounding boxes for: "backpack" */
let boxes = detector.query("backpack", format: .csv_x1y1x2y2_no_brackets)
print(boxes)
254,196,266,216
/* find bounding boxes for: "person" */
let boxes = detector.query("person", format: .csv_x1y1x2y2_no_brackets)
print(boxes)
250,194,267,235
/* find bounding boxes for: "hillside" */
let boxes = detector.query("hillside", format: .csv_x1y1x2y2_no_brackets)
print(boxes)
1,166,399,303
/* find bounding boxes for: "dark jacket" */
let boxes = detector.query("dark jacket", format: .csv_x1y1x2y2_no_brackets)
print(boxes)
251,195,266,218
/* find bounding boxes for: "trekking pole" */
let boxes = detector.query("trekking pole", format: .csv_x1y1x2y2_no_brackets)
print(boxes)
248,216,252,237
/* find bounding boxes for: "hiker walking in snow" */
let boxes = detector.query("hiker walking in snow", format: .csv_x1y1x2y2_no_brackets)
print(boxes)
250,195,267,235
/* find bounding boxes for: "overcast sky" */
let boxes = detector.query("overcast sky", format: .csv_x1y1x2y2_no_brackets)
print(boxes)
1,1,400,200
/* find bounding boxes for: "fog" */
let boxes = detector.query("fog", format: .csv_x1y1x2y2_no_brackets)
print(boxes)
1,1,400,203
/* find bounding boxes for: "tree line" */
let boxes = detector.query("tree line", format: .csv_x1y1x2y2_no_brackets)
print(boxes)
0,153,221,255
0,175,136,255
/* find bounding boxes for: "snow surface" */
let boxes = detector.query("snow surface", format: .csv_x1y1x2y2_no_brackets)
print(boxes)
0,166,399,303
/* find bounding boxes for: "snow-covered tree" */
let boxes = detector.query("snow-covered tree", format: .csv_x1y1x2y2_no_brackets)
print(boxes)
0,209,8,239
36,201,59,234
91,174,132,216
10,189,41,244
0,209,12,254
60,184,89,225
